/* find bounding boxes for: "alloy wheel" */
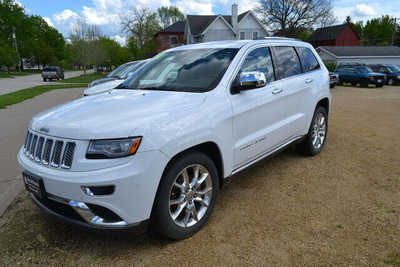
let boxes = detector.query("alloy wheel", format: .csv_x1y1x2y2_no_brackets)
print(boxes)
169,164,213,228
312,112,327,150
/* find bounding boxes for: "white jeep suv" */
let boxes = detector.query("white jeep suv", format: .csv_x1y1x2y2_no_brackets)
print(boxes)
18,39,331,240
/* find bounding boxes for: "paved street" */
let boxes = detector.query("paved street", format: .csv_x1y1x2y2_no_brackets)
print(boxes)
0,70,92,95
0,87,83,215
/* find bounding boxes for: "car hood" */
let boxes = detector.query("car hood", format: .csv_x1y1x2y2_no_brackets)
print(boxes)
30,90,206,140
84,80,124,96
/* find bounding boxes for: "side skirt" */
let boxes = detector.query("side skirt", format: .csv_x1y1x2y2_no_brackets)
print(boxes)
230,135,304,176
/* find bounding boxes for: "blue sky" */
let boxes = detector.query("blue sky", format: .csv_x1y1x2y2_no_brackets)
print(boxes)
15,0,400,45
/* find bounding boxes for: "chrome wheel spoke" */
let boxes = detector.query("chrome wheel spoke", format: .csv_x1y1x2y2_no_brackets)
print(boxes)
197,186,212,196
194,197,209,207
189,202,198,222
173,182,185,191
171,201,187,220
182,168,190,190
170,196,185,206
196,173,208,187
183,208,191,226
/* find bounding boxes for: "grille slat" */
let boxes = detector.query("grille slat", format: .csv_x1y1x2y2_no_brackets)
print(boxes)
42,139,53,165
30,135,38,158
62,143,75,168
35,137,45,162
51,141,64,167
23,130,75,169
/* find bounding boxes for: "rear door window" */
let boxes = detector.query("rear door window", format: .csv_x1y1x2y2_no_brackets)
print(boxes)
272,47,302,80
296,47,320,72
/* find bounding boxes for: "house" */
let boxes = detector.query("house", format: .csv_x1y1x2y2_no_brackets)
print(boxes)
309,23,360,48
154,21,186,53
185,4,268,44
316,46,400,65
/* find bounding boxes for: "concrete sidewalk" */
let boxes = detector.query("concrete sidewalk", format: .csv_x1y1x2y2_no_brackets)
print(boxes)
0,87,83,216
0,70,92,95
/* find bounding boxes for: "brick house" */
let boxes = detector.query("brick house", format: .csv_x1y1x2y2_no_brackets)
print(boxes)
155,21,186,53
309,23,360,48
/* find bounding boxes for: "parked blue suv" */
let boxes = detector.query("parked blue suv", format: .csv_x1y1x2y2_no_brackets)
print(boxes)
335,65,386,87
369,64,400,85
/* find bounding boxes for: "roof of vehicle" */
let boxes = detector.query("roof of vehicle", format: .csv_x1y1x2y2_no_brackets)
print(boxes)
171,38,311,51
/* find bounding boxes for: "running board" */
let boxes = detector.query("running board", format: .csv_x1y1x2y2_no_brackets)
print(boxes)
231,136,303,176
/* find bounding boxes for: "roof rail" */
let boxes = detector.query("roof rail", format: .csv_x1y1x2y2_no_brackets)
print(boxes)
255,36,300,41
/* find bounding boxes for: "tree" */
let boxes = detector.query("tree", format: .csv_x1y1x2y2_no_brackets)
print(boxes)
120,8,161,51
362,15,397,46
70,19,102,73
0,43,18,72
157,6,185,29
256,0,335,36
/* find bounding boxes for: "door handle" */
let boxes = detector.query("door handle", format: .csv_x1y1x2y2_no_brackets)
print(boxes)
272,88,283,95
305,78,313,84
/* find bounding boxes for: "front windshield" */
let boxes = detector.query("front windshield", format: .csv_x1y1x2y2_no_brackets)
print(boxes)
106,62,137,79
356,66,373,73
388,65,400,72
122,48,239,92
120,61,147,79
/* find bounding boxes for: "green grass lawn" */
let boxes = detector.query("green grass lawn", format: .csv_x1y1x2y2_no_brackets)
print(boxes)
60,72,105,84
0,84,86,109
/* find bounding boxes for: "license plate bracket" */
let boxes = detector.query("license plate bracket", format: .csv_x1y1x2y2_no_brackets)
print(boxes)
23,171,46,199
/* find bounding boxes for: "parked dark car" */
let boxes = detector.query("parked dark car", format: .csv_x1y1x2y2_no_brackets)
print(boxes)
42,66,64,81
335,65,385,87
329,72,339,88
369,64,400,85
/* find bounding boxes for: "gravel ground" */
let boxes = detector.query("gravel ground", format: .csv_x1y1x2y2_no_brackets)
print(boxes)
0,86,399,266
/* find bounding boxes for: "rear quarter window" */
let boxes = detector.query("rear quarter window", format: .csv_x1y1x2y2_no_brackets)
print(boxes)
296,47,320,72
272,47,302,80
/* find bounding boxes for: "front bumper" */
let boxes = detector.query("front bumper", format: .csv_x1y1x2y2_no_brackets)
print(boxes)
18,148,169,229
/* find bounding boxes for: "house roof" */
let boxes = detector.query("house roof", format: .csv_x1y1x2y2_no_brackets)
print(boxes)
309,24,350,42
318,46,400,57
187,11,251,35
155,21,186,36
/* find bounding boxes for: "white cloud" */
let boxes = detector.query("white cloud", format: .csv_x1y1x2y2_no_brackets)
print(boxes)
43,17,54,27
175,0,213,15
353,4,376,17
53,9,79,23
112,34,127,45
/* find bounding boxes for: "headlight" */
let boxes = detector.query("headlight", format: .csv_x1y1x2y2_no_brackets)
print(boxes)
86,137,142,159
397,76,400,79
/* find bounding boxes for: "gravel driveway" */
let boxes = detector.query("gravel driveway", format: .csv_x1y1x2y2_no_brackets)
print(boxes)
0,70,91,95
0,86,399,266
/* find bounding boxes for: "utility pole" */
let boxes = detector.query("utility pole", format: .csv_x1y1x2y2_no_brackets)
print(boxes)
12,26,21,72
392,18,398,46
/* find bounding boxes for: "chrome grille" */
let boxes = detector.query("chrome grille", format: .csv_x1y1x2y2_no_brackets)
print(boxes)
23,130,75,169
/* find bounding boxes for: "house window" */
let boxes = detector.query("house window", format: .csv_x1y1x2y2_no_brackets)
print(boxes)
240,32,245,40
252,32,258,40
170,36,178,46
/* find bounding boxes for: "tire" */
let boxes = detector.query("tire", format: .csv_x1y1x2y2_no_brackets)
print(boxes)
151,151,219,240
351,82,357,86
298,106,328,156
43,78,47,82
330,83,335,88
376,84,383,88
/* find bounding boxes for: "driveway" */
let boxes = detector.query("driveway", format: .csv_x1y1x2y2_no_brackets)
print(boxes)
0,86,399,266
0,70,92,95
0,87,83,216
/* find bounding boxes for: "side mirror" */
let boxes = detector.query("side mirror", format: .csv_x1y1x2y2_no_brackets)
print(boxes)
231,71,266,94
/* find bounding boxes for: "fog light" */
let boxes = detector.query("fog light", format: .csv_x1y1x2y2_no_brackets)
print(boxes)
81,185,115,196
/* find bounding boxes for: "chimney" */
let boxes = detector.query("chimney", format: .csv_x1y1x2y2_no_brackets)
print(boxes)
232,3,238,39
